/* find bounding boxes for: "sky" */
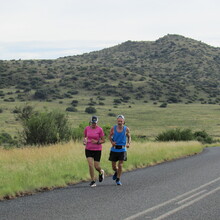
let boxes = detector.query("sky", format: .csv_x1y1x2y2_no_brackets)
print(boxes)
0,0,220,60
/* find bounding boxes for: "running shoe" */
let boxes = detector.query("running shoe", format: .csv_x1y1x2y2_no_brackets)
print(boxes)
116,180,122,186
112,171,117,180
89,181,96,187
99,169,104,182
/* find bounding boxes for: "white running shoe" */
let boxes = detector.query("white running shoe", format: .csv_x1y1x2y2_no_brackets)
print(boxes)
89,181,96,187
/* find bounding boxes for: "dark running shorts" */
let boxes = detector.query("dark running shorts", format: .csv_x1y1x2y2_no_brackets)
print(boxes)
109,151,127,162
85,149,102,162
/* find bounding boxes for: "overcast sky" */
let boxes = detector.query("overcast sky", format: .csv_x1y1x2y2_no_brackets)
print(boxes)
0,0,220,60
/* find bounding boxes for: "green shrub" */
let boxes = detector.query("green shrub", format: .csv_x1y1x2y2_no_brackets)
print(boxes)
15,105,35,121
113,99,122,104
108,112,116,117
194,130,214,144
98,96,105,101
102,124,111,138
66,107,78,112
159,103,167,108
0,132,16,146
34,89,48,100
20,111,72,145
156,128,214,143
71,100,78,107
72,122,88,141
85,106,97,114
156,128,194,141
68,90,78,95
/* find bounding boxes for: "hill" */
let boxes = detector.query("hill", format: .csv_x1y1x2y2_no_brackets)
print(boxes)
1,34,220,104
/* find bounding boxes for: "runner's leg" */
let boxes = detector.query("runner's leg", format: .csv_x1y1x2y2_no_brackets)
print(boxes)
117,160,123,179
87,157,95,181
94,161,101,173
112,161,118,172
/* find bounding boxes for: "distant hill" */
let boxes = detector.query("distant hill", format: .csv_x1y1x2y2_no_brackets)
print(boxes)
1,34,220,104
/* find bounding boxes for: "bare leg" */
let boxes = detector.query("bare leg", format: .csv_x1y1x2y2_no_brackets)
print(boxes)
112,161,118,172
117,160,123,179
94,161,102,173
87,157,95,181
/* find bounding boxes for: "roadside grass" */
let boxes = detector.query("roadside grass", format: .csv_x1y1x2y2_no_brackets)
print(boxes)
0,140,204,200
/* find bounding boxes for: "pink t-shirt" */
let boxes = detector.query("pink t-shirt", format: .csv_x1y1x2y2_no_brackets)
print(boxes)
84,126,105,151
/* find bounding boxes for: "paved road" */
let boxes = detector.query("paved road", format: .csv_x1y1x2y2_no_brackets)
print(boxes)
1,147,220,220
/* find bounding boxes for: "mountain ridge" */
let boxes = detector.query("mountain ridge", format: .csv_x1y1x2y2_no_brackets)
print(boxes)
1,34,220,104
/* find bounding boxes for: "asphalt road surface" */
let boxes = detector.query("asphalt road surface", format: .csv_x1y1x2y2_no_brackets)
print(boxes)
1,147,220,220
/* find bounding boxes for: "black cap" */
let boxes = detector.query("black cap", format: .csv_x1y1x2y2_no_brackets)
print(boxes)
90,116,98,123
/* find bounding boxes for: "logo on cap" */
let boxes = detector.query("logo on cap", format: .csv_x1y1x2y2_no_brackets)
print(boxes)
91,116,98,123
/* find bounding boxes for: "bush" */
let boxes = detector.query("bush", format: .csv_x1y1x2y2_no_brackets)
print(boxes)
102,124,111,138
0,132,16,146
68,90,78,95
20,111,72,145
156,128,194,141
72,122,88,141
13,108,20,113
98,96,105,101
34,89,48,100
4,97,15,102
0,108,3,113
85,106,97,114
113,99,122,104
66,107,78,112
15,105,35,121
156,128,214,144
159,103,167,108
71,100,78,107
108,113,116,117
194,130,213,144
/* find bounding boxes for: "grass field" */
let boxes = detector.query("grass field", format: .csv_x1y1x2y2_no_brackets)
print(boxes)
0,140,204,200
1,97,220,139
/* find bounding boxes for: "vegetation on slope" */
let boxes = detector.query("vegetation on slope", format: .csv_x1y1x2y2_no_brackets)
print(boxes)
1,34,220,104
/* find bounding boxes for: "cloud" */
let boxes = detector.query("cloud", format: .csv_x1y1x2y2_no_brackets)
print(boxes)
0,0,220,59
0,40,121,60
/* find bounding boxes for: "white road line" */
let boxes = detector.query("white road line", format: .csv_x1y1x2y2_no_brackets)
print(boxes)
124,176,220,220
176,189,207,205
153,185,220,220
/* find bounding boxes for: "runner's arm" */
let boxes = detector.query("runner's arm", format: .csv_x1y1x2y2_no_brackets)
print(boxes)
97,136,105,144
126,127,131,148
109,127,116,146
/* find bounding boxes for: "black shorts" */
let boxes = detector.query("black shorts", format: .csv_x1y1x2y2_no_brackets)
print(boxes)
85,149,102,162
109,151,127,162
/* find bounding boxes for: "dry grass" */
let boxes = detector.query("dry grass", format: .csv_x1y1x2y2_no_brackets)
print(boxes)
0,140,204,199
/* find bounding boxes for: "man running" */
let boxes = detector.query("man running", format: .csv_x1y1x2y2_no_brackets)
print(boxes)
108,115,131,185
